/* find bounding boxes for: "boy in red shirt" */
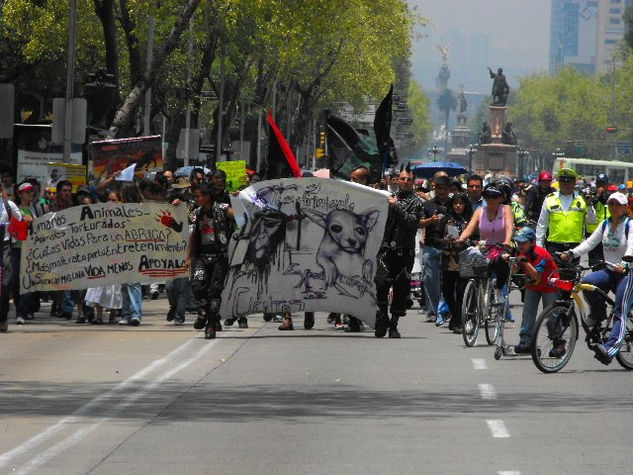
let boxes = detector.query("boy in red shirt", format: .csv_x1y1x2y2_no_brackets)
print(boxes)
512,227,559,353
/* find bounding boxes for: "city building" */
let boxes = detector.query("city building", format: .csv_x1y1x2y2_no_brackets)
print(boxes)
550,0,633,74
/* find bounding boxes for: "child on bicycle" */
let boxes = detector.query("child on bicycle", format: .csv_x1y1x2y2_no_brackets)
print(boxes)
561,192,633,364
511,227,559,354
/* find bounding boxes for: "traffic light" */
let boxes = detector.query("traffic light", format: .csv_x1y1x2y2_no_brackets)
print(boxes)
319,131,326,146
316,148,324,158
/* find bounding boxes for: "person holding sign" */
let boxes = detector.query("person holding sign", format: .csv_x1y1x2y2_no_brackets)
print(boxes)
0,183,22,332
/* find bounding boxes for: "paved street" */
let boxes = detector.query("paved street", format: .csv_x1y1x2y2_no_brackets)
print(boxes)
1,294,632,475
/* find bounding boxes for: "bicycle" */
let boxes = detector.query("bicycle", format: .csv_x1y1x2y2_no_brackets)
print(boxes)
530,259,633,373
493,257,526,359
459,243,507,347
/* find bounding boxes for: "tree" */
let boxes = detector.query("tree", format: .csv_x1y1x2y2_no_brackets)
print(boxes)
406,79,432,149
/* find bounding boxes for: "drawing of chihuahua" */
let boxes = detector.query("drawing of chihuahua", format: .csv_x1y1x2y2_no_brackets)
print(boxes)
304,208,380,288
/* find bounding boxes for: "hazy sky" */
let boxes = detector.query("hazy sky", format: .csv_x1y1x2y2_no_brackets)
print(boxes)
409,0,551,94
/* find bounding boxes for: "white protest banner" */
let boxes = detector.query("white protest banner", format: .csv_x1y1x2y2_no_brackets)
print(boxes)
20,203,189,293
221,178,389,326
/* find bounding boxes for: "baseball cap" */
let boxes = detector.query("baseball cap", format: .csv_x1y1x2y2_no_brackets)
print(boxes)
596,173,609,184
76,184,91,195
514,227,536,243
539,171,552,181
482,184,503,198
607,184,618,192
557,168,578,181
607,192,627,205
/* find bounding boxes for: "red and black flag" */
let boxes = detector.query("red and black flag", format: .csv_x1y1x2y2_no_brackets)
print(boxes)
265,111,302,179
373,84,398,173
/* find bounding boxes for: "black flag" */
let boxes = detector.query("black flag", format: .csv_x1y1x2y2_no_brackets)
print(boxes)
325,112,382,183
373,84,398,173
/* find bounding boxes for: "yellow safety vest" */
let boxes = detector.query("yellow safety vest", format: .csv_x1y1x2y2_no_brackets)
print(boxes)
586,199,610,234
545,192,587,243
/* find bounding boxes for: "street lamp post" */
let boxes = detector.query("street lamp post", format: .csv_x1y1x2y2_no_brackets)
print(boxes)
467,144,477,174
429,145,441,162
516,148,529,178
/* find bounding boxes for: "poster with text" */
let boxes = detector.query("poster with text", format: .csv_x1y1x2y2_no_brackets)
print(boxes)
20,203,188,293
220,178,389,326
91,135,163,179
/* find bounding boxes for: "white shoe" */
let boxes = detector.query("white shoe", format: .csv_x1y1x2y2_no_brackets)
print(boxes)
16,316,25,325
494,291,505,305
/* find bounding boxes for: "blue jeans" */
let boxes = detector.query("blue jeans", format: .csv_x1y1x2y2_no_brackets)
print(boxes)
422,246,442,316
121,283,142,320
519,289,558,344
582,269,632,356
166,277,189,320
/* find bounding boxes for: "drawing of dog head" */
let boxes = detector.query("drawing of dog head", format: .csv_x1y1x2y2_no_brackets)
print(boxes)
304,208,379,254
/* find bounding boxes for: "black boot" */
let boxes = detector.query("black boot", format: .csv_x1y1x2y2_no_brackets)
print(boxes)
205,316,217,339
238,317,248,329
193,315,207,330
345,316,362,333
388,315,401,338
374,311,389,338
303,312,315,330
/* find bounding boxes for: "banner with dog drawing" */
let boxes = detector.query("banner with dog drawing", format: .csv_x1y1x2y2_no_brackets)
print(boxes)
20,203,189,293
221,178,389,326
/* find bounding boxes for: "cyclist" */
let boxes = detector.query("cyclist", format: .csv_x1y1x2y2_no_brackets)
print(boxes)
511,227,559,353
561,192,633,364
456,182,514,304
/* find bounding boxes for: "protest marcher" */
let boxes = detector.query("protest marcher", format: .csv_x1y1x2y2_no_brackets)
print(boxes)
119,182,144,326
375,165,425,338
49,180,76,319
84,190,123,324
139,178,168,299
0,182,22,332
162,170,175,187
0,166,16,202
11,182,36,324
189,183,234,339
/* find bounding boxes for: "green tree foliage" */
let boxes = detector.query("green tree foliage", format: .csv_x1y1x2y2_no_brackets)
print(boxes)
509,67,610,158
436,88,456,129
407,79,432,146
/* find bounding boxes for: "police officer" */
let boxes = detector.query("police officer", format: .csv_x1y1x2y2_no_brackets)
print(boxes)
536,168,595,261
375,165,425,338
585,173,611,267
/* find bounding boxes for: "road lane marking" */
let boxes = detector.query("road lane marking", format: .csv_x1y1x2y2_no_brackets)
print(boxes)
15,339,219,475
478,383,497,400
498,472,521,475
0,338,198,470
486,420,510,438
471,358,487,369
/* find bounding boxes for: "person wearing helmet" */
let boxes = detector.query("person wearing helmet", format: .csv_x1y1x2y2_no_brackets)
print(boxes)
524,171,555,224
511,227,559,353
585,173,611,266
536,168,596,261
560,192,633,364
497,177,527,228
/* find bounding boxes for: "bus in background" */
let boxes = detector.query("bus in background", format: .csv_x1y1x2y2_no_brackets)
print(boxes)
553,157,633,185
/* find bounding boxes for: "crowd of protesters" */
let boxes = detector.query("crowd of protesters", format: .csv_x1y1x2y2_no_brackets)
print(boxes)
1,162,632,364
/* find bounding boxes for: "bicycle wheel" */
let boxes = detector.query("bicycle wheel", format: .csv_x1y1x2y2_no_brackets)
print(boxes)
485,284,502,345
531,304,578,373
615,316,633,370
462,280,479,347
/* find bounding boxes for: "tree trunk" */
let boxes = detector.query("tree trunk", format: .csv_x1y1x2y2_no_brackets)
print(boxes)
110,0,203,136
93,0,119,87
118,0,142,88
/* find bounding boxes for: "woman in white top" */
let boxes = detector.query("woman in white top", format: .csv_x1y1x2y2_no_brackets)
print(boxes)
561,192,633,364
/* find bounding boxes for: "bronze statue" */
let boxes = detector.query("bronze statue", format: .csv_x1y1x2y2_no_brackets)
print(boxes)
487,67,509,106
458,91,467,114
479,122,491,144
502,122,517,145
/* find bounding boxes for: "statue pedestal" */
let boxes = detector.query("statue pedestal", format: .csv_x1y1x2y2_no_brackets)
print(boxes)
476,143,517,175
489,106,506,143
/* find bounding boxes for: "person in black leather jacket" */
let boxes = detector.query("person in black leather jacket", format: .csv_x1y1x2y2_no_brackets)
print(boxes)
374,165,425,338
